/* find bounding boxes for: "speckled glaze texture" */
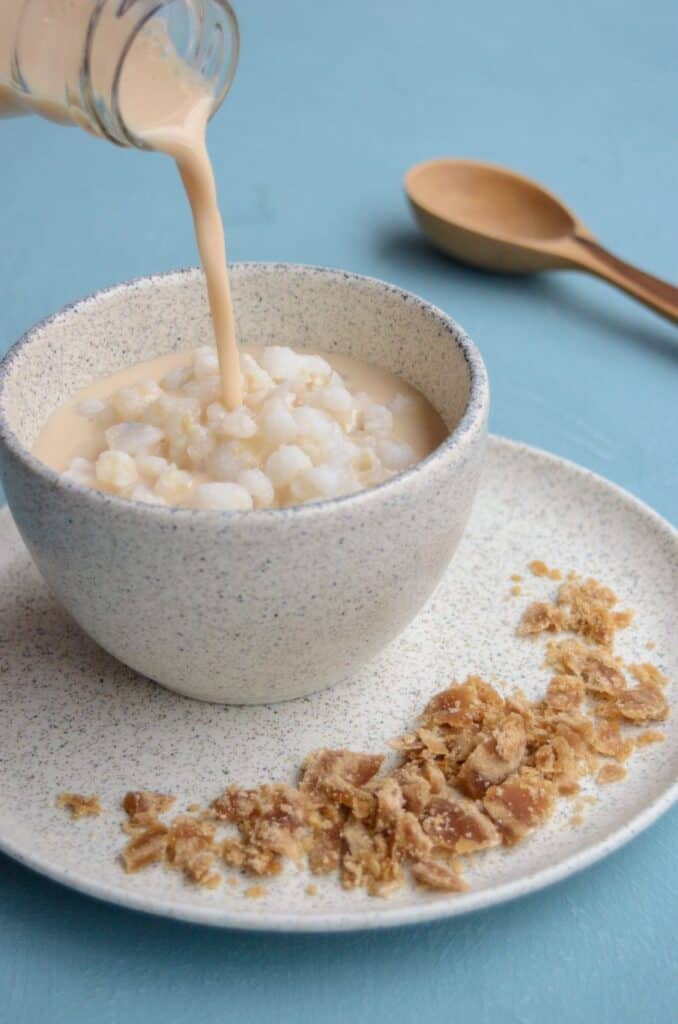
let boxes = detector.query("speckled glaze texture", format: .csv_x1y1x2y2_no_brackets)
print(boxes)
0,264,488,703
0,438,674,931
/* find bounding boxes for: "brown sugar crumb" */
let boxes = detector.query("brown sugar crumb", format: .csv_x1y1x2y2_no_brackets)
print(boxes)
517,601,568,637
556,577,632,647
306,817,344,876
629,663,668,688
533,735,581,796
483,768,556,844
590,721,634,762
57,793,102,819
510,574,523,583
635,730,665,748
597,763,627,785
519,576,633,649
213,783,309,876
602,683,669,724
511,585,523,597
411,859,468,893
104,565,669,902
305,883,318,896
457,713,526,798
301,749,383,820
614,610,634,630
546,639,627,698
543,674,585,711
122,790,175,830
528,560,563,581
166,816,220,888
569,793,597,828
645,642,656,651
244,885,266,899
420,794,501,854
121,822,168,872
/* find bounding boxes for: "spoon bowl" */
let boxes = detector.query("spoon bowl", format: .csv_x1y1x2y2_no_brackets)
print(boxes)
405,157,678,321
406,159,576,272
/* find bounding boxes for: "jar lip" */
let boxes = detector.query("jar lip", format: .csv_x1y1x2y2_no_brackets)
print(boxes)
107,0,240,150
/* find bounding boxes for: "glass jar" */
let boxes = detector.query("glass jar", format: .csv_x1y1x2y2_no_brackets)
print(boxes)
0,0,239,148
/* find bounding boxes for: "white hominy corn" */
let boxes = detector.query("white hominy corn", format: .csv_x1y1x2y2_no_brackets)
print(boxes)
185,424,215,467
237,468,275,508
76,395,108,419
154,465,193,504
309,383,353,417
130,483,167,505
161,365,192,391
64,457,96,487
207,444,246,482
363,403,393,436
183,375,222,406
299,354,332,380
265,444,313,487
105,422,164,456
193,346,220,380
207,402,256,437
111,381,160,420
240,353,274,393
292,463,356,502
259,346,302,382
96,450,138,491
389,392,415,415
377,438,416,471
136,454,168,481
195,482,253,511
292,405,335,444
260,399,298,445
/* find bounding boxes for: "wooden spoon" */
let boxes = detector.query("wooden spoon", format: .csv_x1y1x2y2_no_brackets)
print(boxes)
405,158,678,324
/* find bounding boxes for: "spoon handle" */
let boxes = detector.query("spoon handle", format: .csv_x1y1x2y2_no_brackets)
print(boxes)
568,234,678,325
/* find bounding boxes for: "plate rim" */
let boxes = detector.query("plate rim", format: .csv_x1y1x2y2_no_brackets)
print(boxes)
1,434,676,933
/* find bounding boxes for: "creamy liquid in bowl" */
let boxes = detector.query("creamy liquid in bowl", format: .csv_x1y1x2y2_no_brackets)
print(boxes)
33,346,448,510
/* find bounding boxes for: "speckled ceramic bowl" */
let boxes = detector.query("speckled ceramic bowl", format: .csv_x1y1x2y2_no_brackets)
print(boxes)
0,264,488,703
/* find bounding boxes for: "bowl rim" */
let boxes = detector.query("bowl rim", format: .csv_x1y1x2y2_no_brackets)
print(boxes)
0,262,489,521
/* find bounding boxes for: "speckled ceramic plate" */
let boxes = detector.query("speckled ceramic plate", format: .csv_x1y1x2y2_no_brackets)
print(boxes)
0,436,676,931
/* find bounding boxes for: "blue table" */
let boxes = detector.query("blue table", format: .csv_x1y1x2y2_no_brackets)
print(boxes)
1,2,676,1021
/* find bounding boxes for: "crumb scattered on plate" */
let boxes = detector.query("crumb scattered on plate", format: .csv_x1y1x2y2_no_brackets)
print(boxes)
59,565,671,901
597,763,627,785
57,793,102,819
635,730,665,748
528,560,562,580
244,885,266,899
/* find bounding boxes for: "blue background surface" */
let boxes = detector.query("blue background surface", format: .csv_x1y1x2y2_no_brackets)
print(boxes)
0,1,676,1021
